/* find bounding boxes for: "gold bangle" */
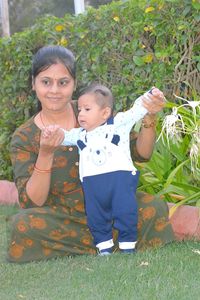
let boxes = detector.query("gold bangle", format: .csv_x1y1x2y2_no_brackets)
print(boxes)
141,118,157,128
34,165,51,173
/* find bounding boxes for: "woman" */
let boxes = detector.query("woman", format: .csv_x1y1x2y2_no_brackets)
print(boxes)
7,45,175,263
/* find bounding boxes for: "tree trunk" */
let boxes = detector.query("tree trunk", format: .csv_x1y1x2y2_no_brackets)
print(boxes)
74,0,85,15
0,0,10,37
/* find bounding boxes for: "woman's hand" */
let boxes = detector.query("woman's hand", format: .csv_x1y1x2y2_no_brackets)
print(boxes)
40,125,64,154
142,87,165,115
135,87,165,160
26,124,65,206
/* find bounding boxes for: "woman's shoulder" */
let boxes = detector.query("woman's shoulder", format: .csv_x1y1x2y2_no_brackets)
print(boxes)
11,116,38,143
14,116,36,133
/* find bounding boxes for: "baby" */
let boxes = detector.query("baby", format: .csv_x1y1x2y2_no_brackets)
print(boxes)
43,83,154,255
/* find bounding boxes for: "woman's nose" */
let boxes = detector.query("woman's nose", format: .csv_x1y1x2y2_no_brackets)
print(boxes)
49,82,59,93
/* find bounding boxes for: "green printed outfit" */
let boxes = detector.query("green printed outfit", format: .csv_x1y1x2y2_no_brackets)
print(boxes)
7,106,175,263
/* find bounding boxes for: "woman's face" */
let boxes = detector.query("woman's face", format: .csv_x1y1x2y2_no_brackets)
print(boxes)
32,63,75,112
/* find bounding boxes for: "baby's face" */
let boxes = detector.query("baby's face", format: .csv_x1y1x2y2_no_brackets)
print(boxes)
77,94,110,131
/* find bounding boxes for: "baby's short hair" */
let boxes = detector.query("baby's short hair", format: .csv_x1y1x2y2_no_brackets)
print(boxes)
80,83,114,112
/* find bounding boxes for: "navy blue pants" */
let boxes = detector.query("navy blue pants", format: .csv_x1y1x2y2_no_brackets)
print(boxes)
82,170,139,247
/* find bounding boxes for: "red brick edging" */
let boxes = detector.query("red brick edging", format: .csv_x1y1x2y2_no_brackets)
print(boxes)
168,203,200,241
0,180,19,205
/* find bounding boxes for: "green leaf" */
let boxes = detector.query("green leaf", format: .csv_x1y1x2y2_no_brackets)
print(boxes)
196,199,200,208
133,56,145,66
164,159,190,189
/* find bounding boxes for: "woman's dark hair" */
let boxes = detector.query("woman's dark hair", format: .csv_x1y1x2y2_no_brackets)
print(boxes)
32,45,76,80
32,45,76,111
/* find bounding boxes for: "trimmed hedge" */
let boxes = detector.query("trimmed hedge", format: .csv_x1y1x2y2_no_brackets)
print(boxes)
0,0,199,180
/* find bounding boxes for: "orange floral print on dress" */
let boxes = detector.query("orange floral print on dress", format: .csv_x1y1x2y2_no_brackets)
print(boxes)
74,202,85,213
155,217,169,232
59,196,66,205
81,236,92,246
86,248,96,255
61,207,70,214
48,229,75,240
142,194,154,203
26,144,39,154
17,220,29,233
137,239,149,251
148,237,162,248
29,217,47,230
21,123,32,132
63,182,77,193
49,230,64,240
53,156,68,168
22,192,29,203
63,219,70,225
72,247,85,254
17,178,27,190
28,163,35,175
23,238,34,247
78,217,87,225
42,246,52,257
16,150,30,162
52,242,64,250
142,206,156,221
9,242,24,259
68,230,78,237
51,184,60,196
15,131,28,142
69,165,78,178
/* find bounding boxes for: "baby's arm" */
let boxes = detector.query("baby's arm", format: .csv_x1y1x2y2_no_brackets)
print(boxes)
114,90,151,128
61,127,82,146
130,90,152,122
42,125,79,146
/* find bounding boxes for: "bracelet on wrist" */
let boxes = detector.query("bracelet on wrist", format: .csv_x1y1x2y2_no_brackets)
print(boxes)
34,165,52,173
141,116,157,128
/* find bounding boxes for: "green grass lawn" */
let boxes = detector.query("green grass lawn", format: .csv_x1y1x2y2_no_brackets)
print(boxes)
1,205,200,300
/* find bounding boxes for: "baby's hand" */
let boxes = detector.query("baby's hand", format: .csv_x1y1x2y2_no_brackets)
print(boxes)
42,126,55,139
56,127,65,145
40,125,65,153
142,87,165,114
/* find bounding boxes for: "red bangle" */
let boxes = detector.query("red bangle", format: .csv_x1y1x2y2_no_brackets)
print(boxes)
34,165,51,173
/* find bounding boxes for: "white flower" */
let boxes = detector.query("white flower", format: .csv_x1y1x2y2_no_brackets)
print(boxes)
157,107,185,145
158,95,199,177
173,94,200,118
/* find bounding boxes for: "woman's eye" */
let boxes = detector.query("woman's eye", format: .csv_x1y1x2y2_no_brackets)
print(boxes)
59,80,68,86
42,79,50,86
